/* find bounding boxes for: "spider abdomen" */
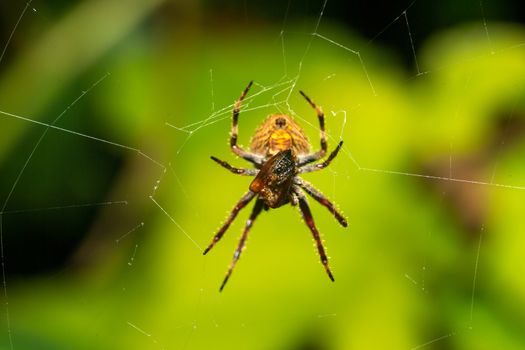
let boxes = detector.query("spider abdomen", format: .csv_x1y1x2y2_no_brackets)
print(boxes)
270,129,292,153
250,114,310,157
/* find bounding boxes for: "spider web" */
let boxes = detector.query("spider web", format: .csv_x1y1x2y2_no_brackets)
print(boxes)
1,0,525,349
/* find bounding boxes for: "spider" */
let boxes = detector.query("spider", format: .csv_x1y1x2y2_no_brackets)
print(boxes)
205,81,347,291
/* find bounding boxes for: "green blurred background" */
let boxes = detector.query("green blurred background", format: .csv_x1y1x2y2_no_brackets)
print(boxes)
1,0,525,349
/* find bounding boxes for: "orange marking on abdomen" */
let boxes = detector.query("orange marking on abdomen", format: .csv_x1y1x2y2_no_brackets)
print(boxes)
269,130,292,154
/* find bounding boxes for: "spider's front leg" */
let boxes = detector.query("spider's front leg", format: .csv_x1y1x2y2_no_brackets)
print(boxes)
203,191,255,255
294,188,335,282
294,177,347,227
219,198,265,291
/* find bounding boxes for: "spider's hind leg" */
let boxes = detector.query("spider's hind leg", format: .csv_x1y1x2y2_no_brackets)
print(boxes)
297,90,327,165
229,81,264,166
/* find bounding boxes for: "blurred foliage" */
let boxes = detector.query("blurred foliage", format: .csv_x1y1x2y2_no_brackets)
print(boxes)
1,0,525,350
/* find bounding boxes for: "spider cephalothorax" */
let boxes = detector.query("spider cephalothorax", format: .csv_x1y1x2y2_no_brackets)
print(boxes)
205,81,347,291
249,149,296,208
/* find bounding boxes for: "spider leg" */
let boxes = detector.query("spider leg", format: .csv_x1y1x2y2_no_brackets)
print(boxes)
230,81,264,166
294,178,347,227
220,198,265,291
294,188,335,282
297,91,327,166
299,141,343,173
203,191,255,255
211,156,259,176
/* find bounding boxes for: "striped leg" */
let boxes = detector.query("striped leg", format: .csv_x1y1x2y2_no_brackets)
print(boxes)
230,81,263,165
295,189,335,282
299,141,343,173
294,178,347,227
220,198,265,291
297,91,327,166
211,156,258,176
203,191,255,255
